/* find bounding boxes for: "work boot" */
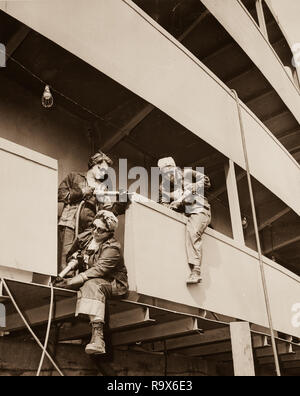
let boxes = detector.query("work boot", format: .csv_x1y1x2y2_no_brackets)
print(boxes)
186,267,202,284
85,322,106,355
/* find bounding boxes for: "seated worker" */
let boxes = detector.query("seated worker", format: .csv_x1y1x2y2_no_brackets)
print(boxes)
55,210,128,355
58,150,113,273
158,157,211,285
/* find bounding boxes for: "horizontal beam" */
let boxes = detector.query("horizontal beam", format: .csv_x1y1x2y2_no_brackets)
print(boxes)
110,307,155,330
255,342,294,358
153,327,230,352
201,41,236,64
59,307,155,341
281,361,300,369
245,89,274,107
263,110,290,124
225,66,256,86
5,298,155,335
5,297,78,331
179,340,232,357
258,350,300,366
277,128,300,141
111,317,201,346
179,335,269,357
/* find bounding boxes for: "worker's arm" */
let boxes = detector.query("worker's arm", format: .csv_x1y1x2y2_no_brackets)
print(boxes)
183,169,211,189
58,173,93,204
82,245,122,279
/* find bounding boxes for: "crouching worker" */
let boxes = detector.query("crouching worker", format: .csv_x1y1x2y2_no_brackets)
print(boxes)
55,210,128,355
158,157,211,285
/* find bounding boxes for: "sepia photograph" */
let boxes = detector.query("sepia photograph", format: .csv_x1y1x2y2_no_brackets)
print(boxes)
0,0,299,379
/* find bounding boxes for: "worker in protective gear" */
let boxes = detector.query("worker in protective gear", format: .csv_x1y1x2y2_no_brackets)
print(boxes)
158,157,211,284
58,151,114,273
55,210,128,355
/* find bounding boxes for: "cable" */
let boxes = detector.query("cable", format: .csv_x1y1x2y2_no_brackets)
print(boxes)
36,282,54,376
232,90,281,376
0,47,115,124
75,200,85,240
1,279,64,377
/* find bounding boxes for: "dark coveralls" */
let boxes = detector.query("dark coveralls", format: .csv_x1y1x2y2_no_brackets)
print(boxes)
67,231,129,322
58,172,112,272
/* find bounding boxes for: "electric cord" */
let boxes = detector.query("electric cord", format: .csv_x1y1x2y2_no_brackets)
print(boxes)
36,282,55,376
232,89,281,377
1,279,64,376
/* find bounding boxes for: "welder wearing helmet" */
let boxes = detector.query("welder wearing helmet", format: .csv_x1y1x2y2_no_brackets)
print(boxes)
55,210,128,355
58,150,114,273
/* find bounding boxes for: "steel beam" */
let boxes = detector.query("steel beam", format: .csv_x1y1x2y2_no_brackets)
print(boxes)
59,307,155,341
258,350,300,366
111,317,201,346
255,342,294,358
153,327,231,352
6,25,30,58
5,297,78,331
179,340,232,357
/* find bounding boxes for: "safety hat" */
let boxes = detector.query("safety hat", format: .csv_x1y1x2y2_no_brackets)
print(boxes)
94,210,118,232
157,157,176,170
88,151,113,169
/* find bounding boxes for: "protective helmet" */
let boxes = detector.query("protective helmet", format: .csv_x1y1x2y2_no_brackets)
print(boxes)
157,157,176,170
88,150,113,169
95,210,118,232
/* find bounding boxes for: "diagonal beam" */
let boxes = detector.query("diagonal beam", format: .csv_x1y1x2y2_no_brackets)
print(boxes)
209,171,246,202
177,10,210,42
248,207,291,236
264,235,300,255
6,25,30,58
101,104,154,152
101,10,210,152
277,128,300,142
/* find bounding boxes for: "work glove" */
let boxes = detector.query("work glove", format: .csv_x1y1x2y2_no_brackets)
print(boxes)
54,273,86,290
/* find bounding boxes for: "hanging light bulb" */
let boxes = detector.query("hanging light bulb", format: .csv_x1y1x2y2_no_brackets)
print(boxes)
42,85,54,108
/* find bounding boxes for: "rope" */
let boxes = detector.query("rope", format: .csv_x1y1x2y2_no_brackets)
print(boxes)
36,282,54,376
1,279,64,376
232,90,281,376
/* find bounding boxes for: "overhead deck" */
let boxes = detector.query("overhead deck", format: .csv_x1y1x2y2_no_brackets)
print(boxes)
1,0,299,218
201,0,300,125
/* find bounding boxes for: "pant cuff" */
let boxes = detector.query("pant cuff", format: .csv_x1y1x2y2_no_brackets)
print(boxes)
75,297,105,322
